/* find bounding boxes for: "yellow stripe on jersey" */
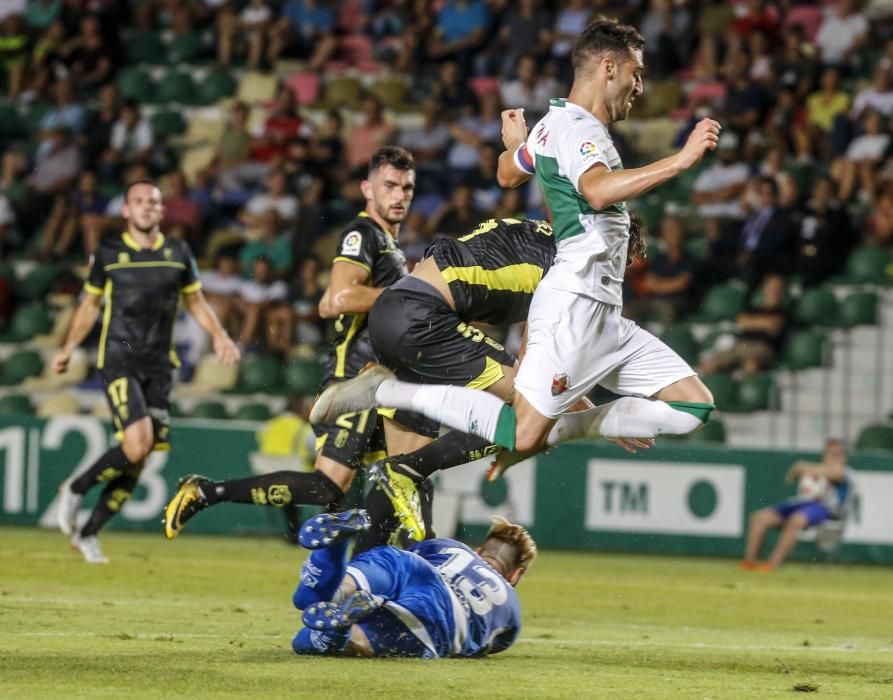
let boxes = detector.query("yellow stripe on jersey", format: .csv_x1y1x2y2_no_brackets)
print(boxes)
83,282,103,296
458,218,523,243
103,261,186,272
466,356,505,391
97,280,113,369
332,256,371,273
334,314,363,377
441,263,544,293
181,280,202,295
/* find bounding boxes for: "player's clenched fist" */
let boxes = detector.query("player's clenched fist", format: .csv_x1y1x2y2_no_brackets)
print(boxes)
676,118,722,170
501,108,528,150
51,348,71,374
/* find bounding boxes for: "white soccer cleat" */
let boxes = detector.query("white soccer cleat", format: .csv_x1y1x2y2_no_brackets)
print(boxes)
72,534,109,564
309,365,395,425
56,480,83,536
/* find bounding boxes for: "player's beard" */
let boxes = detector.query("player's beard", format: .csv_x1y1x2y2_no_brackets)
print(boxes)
376,201,406,226
132,215,160,234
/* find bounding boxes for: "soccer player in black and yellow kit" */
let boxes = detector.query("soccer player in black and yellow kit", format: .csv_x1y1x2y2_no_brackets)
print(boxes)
54,181,240,563
163,147,438,539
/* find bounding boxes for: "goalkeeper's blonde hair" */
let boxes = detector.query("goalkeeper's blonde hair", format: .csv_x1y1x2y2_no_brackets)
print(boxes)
484,516,538,572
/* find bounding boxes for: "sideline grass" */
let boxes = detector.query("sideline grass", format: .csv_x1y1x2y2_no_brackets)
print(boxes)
1,527,892,699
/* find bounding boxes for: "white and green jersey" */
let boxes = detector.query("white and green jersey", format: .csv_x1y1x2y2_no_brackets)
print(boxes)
514,98,630,306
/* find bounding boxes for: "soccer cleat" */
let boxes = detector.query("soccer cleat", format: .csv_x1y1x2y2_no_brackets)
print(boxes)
56,479,83,536
302,590,379,631
486,447,542,482
163,474,212,540
737,561,759,571
367,461,425,542
71,534,109,564
309,365,395,425
299,509,371,549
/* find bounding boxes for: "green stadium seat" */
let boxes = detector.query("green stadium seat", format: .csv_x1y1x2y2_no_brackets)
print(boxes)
840,247,891,285
0,304,52,342
167,33,204,65
0,394,34,416
191,401,229,420
117,68,155,102
155,72,196,104
285,358,323,395
838,291,879,327
234,402,273,421
702,373,737,411
0,103,26,139
127,31,166,64
168,402,185,418
151,110,187,139
0,350,44,385
794,288,838,326
736,373,775,412
197,69,238,105
783,330,827,370
237,354,283,394
855,424,893,451
17,264,59,301
688,419,726,444
696,284,745,322
660,327,700,364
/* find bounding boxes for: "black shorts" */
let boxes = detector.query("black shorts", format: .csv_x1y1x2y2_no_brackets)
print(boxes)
369,280,517,389
314,408,386,471
100,367,173,450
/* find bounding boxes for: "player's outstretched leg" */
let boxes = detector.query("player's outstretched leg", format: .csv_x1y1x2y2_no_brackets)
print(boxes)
299,509,371,549
163,474,212,540
302,590,380,631
70,533,109,564
57,479,83,536
366,461,424,542
310,366,395,424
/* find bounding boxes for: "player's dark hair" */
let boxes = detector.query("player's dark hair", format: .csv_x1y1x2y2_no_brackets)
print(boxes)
124,179,160,201
572,17,645,74
369,146,415,175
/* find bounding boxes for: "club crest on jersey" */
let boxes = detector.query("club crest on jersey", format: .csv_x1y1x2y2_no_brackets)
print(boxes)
163,248,173,260
341,230,362,257
551,373,569,396
118,252,130,264
579,140,600,163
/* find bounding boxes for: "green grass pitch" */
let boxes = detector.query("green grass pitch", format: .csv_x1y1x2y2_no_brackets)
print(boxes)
1,527,892,699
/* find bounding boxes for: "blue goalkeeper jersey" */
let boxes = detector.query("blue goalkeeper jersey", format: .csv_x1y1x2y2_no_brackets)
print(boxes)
409,538,521,657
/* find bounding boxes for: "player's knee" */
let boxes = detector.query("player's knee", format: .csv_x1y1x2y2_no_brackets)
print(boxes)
786,512,810,531
122,438,152,463
514,429,545,453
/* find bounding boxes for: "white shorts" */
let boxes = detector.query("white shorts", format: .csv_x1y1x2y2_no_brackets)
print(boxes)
514,284,696,419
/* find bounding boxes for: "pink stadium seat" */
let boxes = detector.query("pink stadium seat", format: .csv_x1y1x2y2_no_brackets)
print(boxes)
688,81,727,106
786,5,825,41
470,76,499,101
339,35,373,66
285,72,320,106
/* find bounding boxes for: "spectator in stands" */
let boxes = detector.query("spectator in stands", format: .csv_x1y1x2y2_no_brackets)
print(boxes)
211,101,256,194
161,170,203,247
59,14,113,91
467,143,501,213
238,254,290,351
430,59,478,119
494,0,552,75
626,216,695,323
793,176,852,286
0,187,17,255
27,124,82,206
429,0,489,72
690,131,750,222
832,109,892,201
26,0,63,30
640,0,691,78
551,0,591,79
103,100,153,178
217,0,272,70
699,273,789,378
773,26,817,101
738,176,792,292
805,68,851,157
249,84,307,172
37,76,86,153
815,0,869,70
38,169,106,261
288,254,324,346
398,100,451,195
741,439,853,571
499,54,561,122
722,52,765,135
83,82,119,165
851,65,893,119
201,250,243,335
426,183,484,238
238,169,297,278
267,0,336,71
345,94,395,172
0,13,28,97
731,0,780,41
24,18,67,99
446,89,501,178
866,180,893,247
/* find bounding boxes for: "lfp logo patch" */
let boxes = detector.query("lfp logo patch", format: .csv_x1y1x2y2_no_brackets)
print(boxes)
579,140,600,163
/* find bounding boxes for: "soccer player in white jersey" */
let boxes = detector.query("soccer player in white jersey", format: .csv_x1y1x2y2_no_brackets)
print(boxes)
311,19,722,469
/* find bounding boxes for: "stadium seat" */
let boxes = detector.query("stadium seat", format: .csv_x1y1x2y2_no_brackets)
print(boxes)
660,327,700,364
0,350,44,385
191,401,229,420
236,71,277,104
855,424,893,451
696,284,745,322
176,354,238,397
285,72,320,106
785,5,824,41
155,71,196,104
117,68,155,102
838,291,879,327
370,78,406,110
151,110,187,139
687,81,727,107
702,373,737,411
285,358,323,395
783,330,827,370
168,402,185,418
0,103,26,139
688,419,726,444
0,394,34,416
36,393,81,418
17,263,59,301
839,247,891,285
736,373,776,412
338,34,373,65
22,346,87,390
0,304,52,342
167,33,204,65
126,31,166,64
234,402,273,421
794,287,838,326
235,354,283,394
469,76,499,101
319,76,363,109
199,69,238,105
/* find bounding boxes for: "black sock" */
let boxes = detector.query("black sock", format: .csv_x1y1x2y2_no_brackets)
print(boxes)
80,473,138,538
418,478,435,539
71,446,134,495
354,485,400,555
392,432,497,483
211,471,343,507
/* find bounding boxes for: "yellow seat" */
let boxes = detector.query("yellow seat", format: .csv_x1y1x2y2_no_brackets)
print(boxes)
236,71,277,104
36,393,81,417
21,347,88,391
175,354,239,397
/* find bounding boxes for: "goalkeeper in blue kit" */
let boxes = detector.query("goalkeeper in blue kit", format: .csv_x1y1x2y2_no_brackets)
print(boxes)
290,510,536,659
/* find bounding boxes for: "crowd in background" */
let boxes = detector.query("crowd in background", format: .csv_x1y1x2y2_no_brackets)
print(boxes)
1,0,893,367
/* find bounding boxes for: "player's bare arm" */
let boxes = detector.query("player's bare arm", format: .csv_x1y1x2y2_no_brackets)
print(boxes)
183,290,240,366
578,118,721,211
52,293,102,373
497,108,533,188
318,261,384,318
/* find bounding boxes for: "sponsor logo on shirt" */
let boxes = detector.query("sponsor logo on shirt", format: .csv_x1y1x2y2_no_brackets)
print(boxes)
341,230,362,257
578,140,600,164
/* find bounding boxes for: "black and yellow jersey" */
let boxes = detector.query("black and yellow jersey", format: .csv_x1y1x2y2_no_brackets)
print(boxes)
84,232,201,372
430,218,555,325
320,212,407,387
